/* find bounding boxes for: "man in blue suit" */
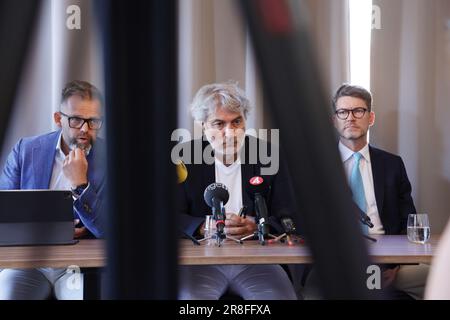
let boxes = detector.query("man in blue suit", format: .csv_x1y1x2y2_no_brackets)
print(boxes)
0,80,105,299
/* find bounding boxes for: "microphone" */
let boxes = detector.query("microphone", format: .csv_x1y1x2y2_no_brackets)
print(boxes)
175,160,188,184
204,183,229,235
280,216,297,234
360,210,374,228
246,176,270,236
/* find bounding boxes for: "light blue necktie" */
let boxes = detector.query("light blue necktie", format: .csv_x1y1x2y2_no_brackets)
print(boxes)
350,152,368,234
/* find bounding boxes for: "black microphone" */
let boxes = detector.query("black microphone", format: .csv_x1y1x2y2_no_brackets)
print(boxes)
204,183,229,235
360,210,374,228
246,176,270,236
280,216,297,234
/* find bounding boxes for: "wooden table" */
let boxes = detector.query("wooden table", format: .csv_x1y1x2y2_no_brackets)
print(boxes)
0,240,105,269
179,235,438,265
0,235,438,268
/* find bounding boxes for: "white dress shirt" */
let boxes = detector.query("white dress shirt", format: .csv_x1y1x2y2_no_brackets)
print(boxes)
215,158,243,216
49,133,72,191
339,142,385,235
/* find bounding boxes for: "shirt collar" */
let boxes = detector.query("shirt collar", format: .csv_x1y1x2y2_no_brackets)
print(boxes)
338,141,370,163
55,132,66,159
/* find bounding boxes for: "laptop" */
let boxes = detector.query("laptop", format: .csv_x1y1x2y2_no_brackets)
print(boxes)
0,190,76,246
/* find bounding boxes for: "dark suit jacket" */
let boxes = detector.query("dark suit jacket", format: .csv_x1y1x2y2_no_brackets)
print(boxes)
177,136,298,237
369,146,416,235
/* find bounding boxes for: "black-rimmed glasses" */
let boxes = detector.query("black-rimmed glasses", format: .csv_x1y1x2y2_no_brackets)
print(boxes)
335,108,368,120
59,111,103,130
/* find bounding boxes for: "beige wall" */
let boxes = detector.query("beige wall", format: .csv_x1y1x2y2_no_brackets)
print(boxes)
177,0,263,132
1,0,103,167
371,0,450,233
304,0,350,94
177,0,349,132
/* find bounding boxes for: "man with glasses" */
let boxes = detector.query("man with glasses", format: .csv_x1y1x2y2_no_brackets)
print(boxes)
299,84,428,299
332,84,415,239
0,80,105,299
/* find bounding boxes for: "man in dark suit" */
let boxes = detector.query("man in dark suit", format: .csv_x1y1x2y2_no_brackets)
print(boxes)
176,82,297,300
178,136,295,238
0,80,105,299
330,84,428,299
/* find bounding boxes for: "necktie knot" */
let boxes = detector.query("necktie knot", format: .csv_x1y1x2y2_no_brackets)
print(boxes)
353,152,362,163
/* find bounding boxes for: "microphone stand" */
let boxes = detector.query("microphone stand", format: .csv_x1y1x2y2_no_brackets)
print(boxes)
214,226,243,247
363,234,377,242
267,217,304,245
199,201,242,246
241,194,277,245
180,229,200,245
240,216,277,245
267,232,304,245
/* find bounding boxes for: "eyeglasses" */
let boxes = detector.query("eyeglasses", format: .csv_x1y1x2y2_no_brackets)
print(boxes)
335,108,368,120
59,112,103,130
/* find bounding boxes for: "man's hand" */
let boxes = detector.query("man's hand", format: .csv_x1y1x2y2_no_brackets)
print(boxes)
382,266,400,288
74,219,88,239
225,214,257,238
63,148,88,188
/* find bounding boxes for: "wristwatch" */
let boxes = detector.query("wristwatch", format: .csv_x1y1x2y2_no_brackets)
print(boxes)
71,183,89,199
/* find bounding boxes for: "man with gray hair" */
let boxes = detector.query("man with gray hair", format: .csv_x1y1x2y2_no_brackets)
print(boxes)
176,82,298,299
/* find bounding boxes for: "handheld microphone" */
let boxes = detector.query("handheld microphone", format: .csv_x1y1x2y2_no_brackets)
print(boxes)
246,176,270,236
204,183,229,235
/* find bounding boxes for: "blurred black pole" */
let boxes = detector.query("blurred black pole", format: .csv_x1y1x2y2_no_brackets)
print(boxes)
238,0,376,299
0,0,41,151
96,0,178,299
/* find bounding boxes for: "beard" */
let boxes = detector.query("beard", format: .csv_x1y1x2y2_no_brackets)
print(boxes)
68,134,94,155
341,127,366,141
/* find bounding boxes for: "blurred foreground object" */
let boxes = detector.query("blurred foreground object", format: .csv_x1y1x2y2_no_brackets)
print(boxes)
425,220,450,299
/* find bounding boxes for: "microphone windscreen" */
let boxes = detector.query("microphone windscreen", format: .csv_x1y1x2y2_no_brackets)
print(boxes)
204,183,229,208
176,160,188,184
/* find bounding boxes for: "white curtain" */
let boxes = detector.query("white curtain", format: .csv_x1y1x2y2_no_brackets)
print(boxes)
1,0,103,167
177,0,349,134
371,0,450,232
304,0,350,94
178,0,263,134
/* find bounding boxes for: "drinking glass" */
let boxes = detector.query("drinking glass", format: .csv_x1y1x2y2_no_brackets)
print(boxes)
203,215,217,245
407,213,431,244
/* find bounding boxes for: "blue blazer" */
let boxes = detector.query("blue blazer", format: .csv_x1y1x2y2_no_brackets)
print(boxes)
370,146,416,235
0,130,105,238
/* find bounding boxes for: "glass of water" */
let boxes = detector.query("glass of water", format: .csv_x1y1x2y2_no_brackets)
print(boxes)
203,215,217,245
407,213,431,244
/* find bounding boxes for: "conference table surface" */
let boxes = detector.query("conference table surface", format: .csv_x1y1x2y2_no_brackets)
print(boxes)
0,235,438,269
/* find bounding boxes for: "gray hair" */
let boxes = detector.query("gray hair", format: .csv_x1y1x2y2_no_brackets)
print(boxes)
190,82,251,122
